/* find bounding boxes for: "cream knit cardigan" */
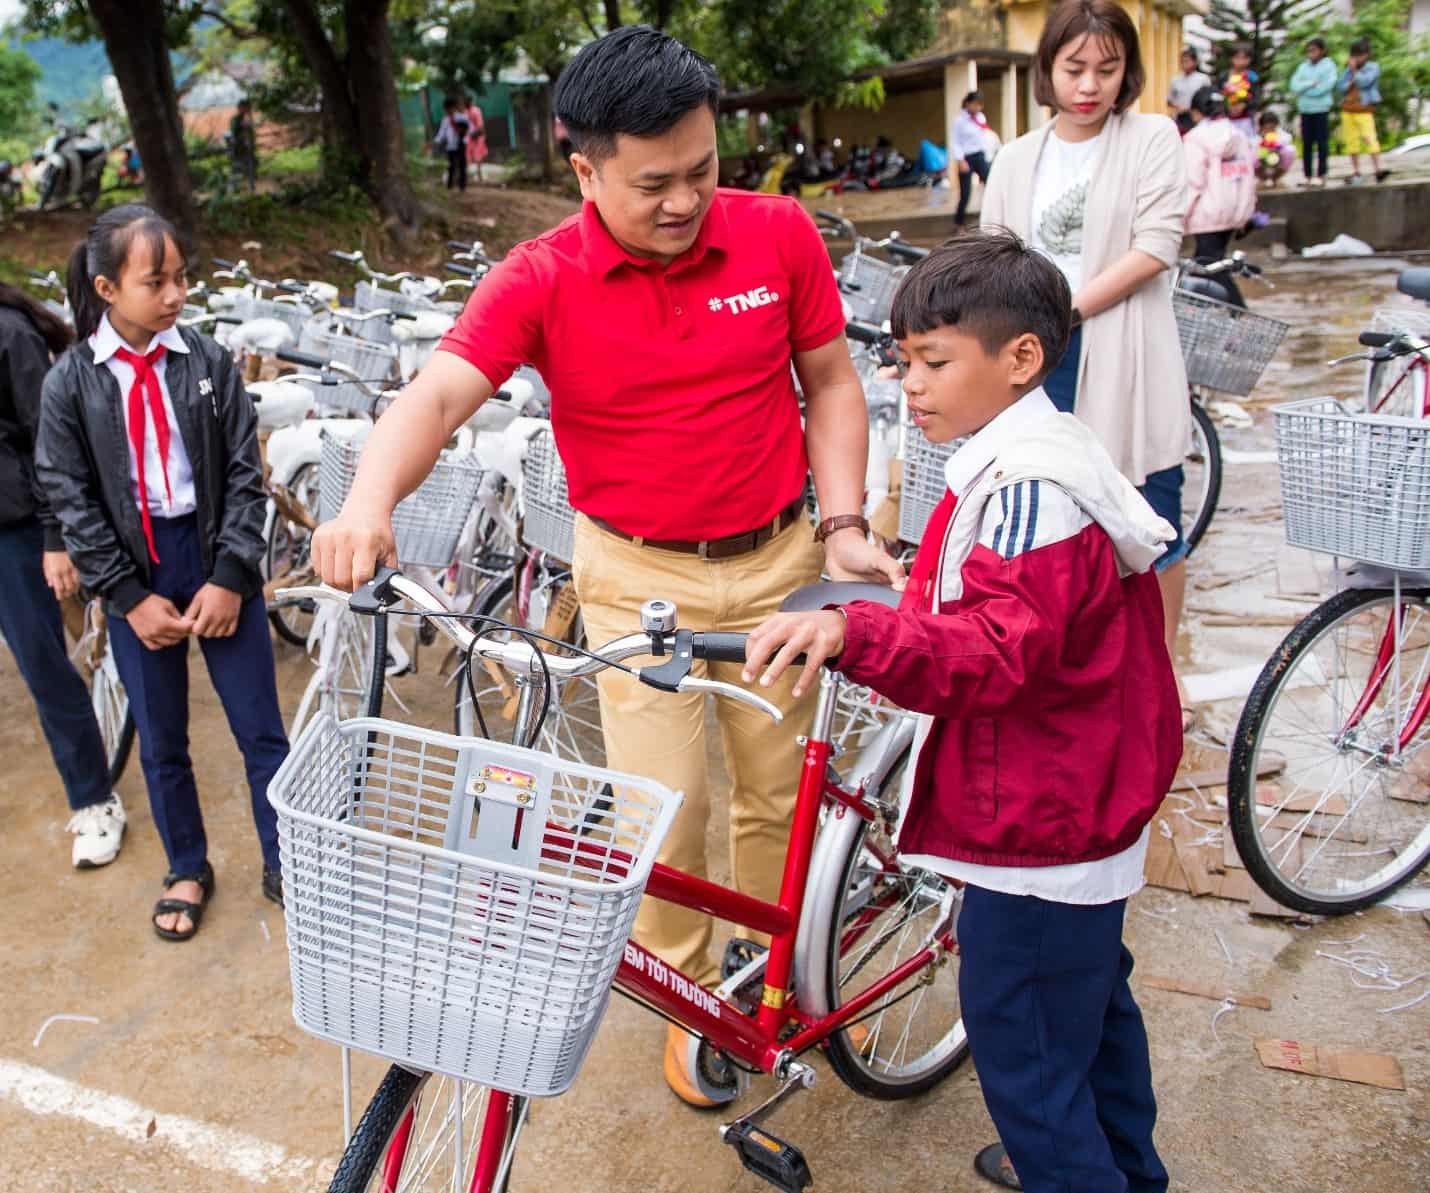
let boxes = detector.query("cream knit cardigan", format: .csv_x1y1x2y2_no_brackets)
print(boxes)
981,111,1190,484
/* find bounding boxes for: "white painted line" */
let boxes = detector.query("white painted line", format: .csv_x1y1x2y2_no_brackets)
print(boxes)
32,1014,100,1048
0,1058,332,1187
1223,449,1280,466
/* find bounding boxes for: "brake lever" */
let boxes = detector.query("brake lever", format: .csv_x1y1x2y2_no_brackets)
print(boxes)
671,675,784,723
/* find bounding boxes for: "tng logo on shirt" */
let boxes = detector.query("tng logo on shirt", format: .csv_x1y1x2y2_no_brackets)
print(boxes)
708,285,781,314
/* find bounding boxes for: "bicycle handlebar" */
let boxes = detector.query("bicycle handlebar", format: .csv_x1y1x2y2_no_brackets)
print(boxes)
211,257,238,270
276,348,327,370
328,250,363,264
884,239,929,263
845,320,884,346
816,210,858,241
1359,331,1396,348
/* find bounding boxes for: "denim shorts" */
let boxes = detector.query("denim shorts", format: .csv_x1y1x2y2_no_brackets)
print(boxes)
1044,325,1188,571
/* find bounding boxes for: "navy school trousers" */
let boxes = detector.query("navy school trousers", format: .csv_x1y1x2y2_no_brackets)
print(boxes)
106,514,287,876
958,885,1169,1193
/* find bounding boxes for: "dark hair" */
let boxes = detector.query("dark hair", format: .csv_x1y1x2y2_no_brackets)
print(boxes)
0,283,72,356
1306,37,1327,52
963,90,983,106
65,204,185,342
1032,0,1146,114
1349,37,1371,56
1258,110,1280,128
1189,85,1225,119
890,227,1071,385
1230,42,1252,58
1180,46,1199,63
553,26,719,163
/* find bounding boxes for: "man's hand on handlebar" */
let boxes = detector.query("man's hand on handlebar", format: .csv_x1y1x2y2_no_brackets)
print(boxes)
311,508,398,592
743,610,847,698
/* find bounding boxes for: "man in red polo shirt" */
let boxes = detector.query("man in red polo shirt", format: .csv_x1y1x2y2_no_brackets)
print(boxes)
312,26,901,1105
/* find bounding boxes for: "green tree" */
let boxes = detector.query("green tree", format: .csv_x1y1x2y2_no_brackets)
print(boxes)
0,42,43,141
1272,0,1430,143
1201,0,1328,104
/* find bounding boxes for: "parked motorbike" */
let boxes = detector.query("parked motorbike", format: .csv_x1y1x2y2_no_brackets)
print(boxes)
32,117,107,212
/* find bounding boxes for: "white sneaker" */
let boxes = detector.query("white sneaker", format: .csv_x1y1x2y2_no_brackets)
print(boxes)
66,793,126,869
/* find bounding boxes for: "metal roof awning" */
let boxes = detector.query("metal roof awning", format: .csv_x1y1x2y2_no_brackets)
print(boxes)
719,48,1032,111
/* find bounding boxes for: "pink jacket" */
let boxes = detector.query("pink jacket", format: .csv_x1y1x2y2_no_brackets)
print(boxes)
1183,118,1256,235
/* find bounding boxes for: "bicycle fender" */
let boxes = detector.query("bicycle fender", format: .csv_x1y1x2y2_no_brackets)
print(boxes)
790,711,917,1015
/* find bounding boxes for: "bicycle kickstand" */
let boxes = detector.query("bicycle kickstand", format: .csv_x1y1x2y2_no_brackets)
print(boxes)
719,1060,816,1192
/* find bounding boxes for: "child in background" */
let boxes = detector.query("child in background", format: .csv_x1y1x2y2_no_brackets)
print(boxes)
1219,42,1260,143
1167,47,1211,134
1256,111,1295,187
37,204,289,941
1289,37,1335,187
951,90,992,228
1337,39,1391,185
745,229,1181,1193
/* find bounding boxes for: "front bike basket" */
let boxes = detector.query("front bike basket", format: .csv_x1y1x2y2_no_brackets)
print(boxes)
838,251,908,327
1173,289,1289,396
319,431,485,569
1274,396,1430,570
521,425,576,563
897,421,960,544
269,714,681,1097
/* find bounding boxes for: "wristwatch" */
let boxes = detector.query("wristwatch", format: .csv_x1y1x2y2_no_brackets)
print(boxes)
815,514,869,543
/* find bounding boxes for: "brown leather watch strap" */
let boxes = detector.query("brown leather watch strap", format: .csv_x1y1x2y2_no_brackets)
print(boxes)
814,514,870,543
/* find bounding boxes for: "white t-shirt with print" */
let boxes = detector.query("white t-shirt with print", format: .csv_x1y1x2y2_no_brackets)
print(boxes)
1029,130,1103,294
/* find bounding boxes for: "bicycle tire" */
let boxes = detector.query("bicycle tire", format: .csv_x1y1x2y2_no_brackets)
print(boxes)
820,747,969,1099
328,1066,519,1193
1228,585,1430,915
265,462,318,647
1182,397,1222,556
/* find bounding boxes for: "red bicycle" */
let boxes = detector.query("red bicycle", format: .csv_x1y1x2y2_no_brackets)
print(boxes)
276,569,966,1192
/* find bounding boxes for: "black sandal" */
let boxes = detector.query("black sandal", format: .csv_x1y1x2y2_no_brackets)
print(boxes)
974,1143,1022,1190
261,865,283,908
152,862,215,942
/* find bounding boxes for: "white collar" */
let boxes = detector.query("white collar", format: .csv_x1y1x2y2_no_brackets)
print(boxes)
943,387,1058,497
90,312,189,366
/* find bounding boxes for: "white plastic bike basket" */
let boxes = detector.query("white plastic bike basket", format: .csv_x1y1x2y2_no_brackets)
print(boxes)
1274,397,1430,570
1173,290,1289,396
319,432,484,568
521,426,576,562
839,253,908,327
1365,306,1430,416
897,425,958,544
234,295,314,341
298,327,400,416
270,714,681,1097
354,280,463,320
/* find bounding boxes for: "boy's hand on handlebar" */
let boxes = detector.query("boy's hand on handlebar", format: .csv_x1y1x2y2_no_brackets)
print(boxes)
126,594,195,651
823,527,906,588
743,610,846,698
311,509,397,592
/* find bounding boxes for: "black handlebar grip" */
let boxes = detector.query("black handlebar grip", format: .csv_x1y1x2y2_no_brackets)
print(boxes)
692,632,749,663
447,240,475,251
885,240,929,262
213,314,242,325
444,262,477,276
1359,331,1397,348
275,280,305,293
815,209,845,225
845,321,882,345
211,257,237,269
276,348,327,369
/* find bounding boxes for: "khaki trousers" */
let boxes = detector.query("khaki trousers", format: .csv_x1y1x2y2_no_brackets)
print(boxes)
571,513,824,987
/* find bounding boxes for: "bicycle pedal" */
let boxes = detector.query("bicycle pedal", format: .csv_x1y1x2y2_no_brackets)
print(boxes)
720,937,764,982
722,1123,813,1192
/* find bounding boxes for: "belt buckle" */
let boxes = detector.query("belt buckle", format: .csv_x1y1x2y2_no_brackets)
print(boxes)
697,539,711,560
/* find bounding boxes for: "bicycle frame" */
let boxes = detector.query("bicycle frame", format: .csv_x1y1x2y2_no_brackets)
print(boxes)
1338,576,1430,755
375,649,951,1193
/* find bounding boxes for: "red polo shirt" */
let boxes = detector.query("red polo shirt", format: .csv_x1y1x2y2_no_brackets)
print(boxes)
438,189,845,540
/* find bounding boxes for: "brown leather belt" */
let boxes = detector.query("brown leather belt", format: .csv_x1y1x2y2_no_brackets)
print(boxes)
590,496,806,560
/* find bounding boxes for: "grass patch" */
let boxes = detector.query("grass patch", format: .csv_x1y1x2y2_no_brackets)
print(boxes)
263,144,322,180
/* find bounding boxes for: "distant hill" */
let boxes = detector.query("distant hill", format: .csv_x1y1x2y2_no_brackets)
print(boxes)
6,36,113,114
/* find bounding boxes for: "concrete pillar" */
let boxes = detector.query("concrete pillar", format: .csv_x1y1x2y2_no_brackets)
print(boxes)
1026,60,1048,129
1001,63,1020,141
944,61,961,156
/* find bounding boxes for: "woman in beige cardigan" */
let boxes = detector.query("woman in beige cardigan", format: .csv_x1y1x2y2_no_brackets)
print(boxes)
982,0,1192,727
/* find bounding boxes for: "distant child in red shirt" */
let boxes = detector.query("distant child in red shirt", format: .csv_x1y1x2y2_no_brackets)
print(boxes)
745,228,1182,1193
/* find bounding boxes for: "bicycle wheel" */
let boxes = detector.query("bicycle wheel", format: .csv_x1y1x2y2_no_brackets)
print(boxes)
91,649,135,786
1228,586,1430,915
266,462,319,647
819,749,969,1098
453,567,605,766
328,1065,526,1193
1182,396,1222,556
291,606,383,738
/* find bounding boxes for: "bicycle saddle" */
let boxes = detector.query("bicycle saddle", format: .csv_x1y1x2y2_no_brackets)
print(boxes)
780,581,902,612
1399,268,1430,304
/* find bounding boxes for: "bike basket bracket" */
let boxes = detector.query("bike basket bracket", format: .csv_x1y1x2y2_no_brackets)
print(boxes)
450,746,556,873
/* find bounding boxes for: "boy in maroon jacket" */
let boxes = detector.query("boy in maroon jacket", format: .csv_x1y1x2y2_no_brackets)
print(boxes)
745,230,1182,1193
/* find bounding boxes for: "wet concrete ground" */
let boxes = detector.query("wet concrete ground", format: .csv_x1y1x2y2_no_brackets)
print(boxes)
3,257,1429,1191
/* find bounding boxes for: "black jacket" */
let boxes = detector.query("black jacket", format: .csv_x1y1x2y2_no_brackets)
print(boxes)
36,325,266,614
0,305,64,546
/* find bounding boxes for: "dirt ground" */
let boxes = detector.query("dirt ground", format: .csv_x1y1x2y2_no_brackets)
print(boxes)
2,254,1429,1191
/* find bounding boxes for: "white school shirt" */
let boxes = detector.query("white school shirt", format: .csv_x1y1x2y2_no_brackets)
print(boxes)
951,110,987,161
91,313,198,517
1029,129,1103,294
896,387,1151,906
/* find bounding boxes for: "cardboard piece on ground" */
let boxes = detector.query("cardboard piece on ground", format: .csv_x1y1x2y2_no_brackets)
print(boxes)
1423,910,1430,931
1254,1039,1405,1090
1223,834,1246,871
1141,975,1271,1010
1173,836,1216,896
1256,785,1348,816
1248,884,1311,921
1144,826,1191,893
